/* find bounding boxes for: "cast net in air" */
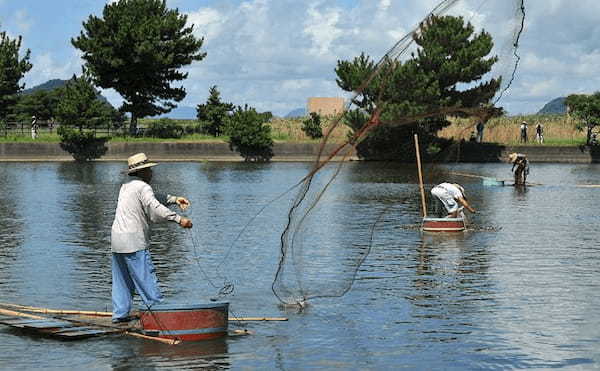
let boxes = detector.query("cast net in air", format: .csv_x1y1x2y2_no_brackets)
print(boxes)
272,0,526,306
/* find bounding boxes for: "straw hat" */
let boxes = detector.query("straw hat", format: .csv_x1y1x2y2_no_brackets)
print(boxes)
127,153,157,175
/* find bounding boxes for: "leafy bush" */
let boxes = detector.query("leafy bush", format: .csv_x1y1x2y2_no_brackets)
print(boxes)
145,118,183,138
58,126,108,162
224,105,274,162
301,112,323,139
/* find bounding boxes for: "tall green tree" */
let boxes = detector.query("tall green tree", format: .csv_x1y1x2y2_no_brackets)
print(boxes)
196,85,234,136
566,92,600,145
0,24,32,122
72,0,206,134
55,74,110,162
335,15,501,160
14,90,60,122
55,74,109,132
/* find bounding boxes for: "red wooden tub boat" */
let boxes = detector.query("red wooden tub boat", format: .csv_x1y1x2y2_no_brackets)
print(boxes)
422,217,465,232
140,302,228,341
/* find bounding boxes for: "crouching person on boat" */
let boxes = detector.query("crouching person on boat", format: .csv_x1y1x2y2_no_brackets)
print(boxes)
430,183,476,218
110,153,193,324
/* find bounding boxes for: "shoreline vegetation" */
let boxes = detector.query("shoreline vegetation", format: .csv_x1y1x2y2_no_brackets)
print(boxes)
0,113,588,146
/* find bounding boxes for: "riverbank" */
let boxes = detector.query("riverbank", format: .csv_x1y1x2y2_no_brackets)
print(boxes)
0,141,357,162
0,141,598,163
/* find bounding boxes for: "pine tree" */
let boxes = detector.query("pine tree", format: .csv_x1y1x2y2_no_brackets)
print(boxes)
55,74,108,132
335,15,501,160
55,74,110,162
72,0,206,135
196,85,234,136
0,25,32,122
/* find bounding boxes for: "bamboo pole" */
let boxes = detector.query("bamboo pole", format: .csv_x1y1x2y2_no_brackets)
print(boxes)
230,317,287,321
414,134,427,218
0,303,112,317
0,302,288,321
0,307,46,319
125,331,180,345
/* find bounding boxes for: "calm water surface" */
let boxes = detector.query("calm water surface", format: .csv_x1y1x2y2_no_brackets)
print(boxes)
0,161,599,370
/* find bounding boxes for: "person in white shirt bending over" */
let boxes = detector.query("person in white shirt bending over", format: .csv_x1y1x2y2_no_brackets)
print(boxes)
110,153,193,324
430,182,476,218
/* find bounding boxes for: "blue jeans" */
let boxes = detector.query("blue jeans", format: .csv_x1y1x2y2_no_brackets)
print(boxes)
112,250,163,320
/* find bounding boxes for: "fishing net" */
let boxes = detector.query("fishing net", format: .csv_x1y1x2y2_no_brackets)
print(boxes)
272,0,526,305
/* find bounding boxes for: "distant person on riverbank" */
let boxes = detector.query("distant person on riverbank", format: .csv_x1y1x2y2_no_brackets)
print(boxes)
476,121,484,143
430,182,476,218
31,116,38,140
520,121,528,143
535,123,544,144
509,152,529,186
110,153,193,324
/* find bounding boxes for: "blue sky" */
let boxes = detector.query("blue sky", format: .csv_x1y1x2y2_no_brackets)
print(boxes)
1,0,600,117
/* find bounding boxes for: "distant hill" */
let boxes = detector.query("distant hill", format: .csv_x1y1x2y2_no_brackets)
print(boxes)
285,108,306,118
152,105,197,120
537,97,567,114
23,79,67,93
23,79,111,105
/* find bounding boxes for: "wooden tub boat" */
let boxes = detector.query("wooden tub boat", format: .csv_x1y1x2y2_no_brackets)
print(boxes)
140,302,228,341
422,217,466,232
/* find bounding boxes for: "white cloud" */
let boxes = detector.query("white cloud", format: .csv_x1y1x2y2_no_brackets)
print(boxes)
303,4,343,57
378,0,391,13
186,8,227,41
521,79,558,98
26,51,82,88
14,9,32,33
162,0,600,116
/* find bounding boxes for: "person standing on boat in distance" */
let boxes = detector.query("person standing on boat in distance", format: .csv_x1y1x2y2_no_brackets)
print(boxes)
110,153,193,324
430,183,476,218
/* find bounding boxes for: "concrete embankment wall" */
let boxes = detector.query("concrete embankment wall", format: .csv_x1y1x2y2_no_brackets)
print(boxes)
452,143,600,163
0,142,356,161
0,142,598,162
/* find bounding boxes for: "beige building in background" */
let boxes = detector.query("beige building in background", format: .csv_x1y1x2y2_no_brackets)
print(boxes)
307,97,345,116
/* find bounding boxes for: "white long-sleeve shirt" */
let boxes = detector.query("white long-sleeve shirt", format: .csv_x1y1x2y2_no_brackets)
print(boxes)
111,179,181,253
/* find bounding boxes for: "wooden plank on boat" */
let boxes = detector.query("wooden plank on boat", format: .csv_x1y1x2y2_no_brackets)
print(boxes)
52,328,110,339
53,326,101,333
0,318,48,325
1,319,74,330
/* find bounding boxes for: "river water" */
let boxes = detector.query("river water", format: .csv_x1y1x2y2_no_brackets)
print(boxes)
0,161,599,370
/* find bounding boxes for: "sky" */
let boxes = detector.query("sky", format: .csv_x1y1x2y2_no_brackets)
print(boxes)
1,0,600,117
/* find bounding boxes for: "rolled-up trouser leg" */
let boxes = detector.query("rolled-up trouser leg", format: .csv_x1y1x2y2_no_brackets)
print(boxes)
112,253,136,320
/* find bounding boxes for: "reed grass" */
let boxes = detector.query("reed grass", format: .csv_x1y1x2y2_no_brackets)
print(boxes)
0,114,587,145
438,114,587,145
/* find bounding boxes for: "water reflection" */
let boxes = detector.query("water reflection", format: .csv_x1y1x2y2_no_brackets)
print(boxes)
132,338,230,369
0,165,23,297
1,162,600,369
